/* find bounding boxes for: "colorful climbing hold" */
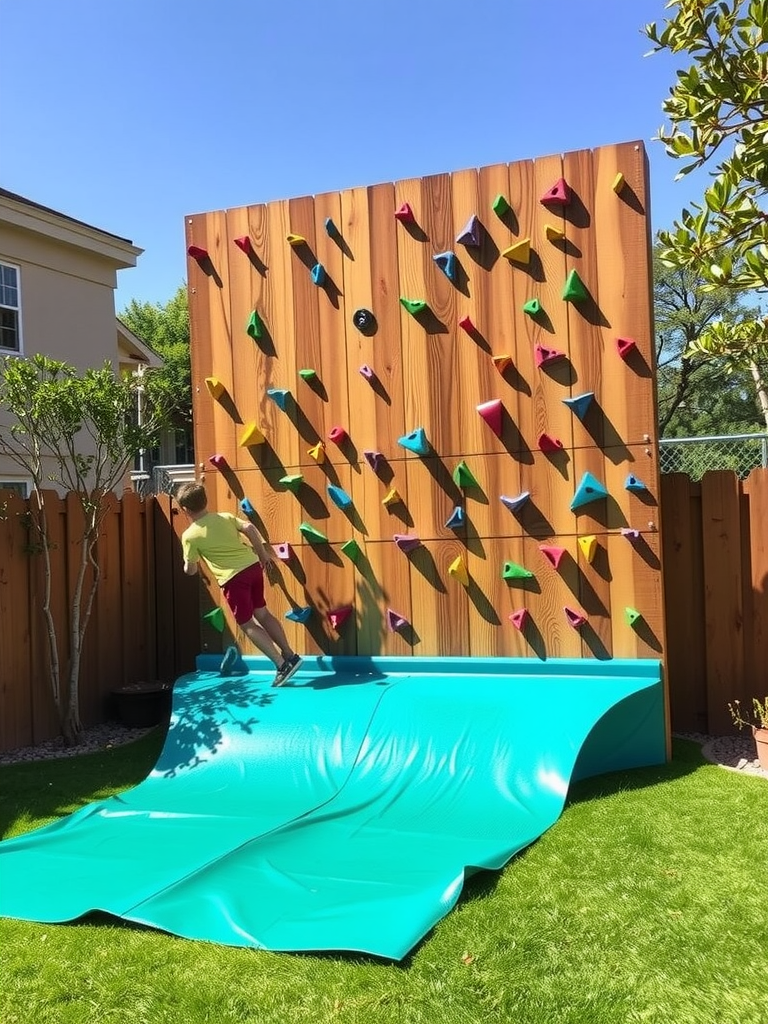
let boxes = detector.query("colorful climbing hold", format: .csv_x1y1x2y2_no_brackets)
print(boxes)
203,607,225,632
382,487,402,509
386,608,408,632
363,450,384,471
456,214,481,247
502,561,534,580
453,460,480,488
246,310,264,340
562,269,589,302
208,454,229,471
445,506,465,530
537,433,564,454
535,343,566,368
398,427,430,455
307,441,326,463
240,497,256,516
523,298,541,317
311,263,326,286
394,203,415,223
233,235,252,254
205,376,225,400
400,297,427,316
393,533,421,552
563,392,595,420
509,608,530,631
267,388,291,410
328,605,353,630
578,535,598,564
433,251,459,283
544,223,566,243
187,245,209,260
458,314,476,334
477,399,504,438
448,555,469,586
564,606,587,628
625,606,642,627
625,474,649,494
328,426,348,445
324,217,338,236
286,233,306,246
280,474,304,489
299,522,328,543
501,238,531,265
341,538,361,561
616,337,638,360
274,542,293,561
359,364,375,380
492,354,513,374
492,194,511,217
328,485,353,509
621,527,641,541
239,422,266,447
285,606,313,623
571,472,609,511
500,492,530,513
540,545,567,569
298,367,318,381
612,172,626,194
540,178,571,207
353,308,377,334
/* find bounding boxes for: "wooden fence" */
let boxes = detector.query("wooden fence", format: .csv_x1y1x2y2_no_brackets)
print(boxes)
0,469,765,751
0,491,199,752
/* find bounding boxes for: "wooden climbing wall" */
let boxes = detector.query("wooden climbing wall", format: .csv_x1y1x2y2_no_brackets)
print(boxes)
186,139,665,663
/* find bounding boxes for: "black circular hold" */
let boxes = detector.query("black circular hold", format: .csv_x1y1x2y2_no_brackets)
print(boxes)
353,308,378,336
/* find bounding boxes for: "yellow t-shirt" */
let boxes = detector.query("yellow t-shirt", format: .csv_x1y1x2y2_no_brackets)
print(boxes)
181,512,257,586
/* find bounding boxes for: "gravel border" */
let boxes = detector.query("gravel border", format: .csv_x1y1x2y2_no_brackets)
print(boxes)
0,723,765,780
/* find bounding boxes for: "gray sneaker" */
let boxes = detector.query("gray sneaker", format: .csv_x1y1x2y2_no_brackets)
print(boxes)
273,654,302,687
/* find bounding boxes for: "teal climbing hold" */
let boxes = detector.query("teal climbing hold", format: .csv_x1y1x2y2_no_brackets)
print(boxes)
563,392,595,420
433,251,458,283
267,388,290,410
324,217,337,236
562,269,589,303
400,297,428,316
625,475,649,494
523,298,541,317
328,485,353,509
398,427,430,456
445,507,465,530
311,263,326,286
240,497,255,516
285,606,313,623
570,472,609,511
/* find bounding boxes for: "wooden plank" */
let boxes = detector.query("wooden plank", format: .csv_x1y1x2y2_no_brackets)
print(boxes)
143,495,159,683
89,493,123,723
0,495,33,750
408,537,469,655
355,540,413,656
153,494,177,682
120,491,148,685
743,469,768,698
701,471,746,733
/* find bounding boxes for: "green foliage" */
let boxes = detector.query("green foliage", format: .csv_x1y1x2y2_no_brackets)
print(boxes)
729,696,768,729
645,1,768,293
120,285,191,425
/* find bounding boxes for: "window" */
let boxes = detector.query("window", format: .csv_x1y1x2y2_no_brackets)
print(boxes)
0,261,22,352
0,479,31,498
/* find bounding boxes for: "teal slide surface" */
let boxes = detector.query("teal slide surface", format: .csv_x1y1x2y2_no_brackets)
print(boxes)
0,656,664,959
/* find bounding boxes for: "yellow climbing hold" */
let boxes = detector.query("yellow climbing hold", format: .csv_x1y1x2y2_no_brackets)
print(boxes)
448,555,469,587
205,376,225,400
578,534,598,564
239,422,266,446
382,487,402,508
612,172,625,194
501,238,531,265
544,223,565,243
308,441,326,463
286,233,306,246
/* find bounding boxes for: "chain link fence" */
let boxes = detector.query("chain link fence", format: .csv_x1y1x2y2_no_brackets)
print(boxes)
659,433,768,480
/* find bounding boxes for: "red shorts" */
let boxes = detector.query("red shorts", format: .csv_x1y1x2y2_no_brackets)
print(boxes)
222,562,265,624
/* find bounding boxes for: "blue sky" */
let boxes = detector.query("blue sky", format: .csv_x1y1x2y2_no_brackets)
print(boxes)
1,0,707,314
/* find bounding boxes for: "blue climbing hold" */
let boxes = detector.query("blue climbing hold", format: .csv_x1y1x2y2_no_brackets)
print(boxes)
500,492,531,513
327,484,353,509
625,474,649,494
445,506,466,530
240,497,255,516
571,472,609,511
433,251,458,283
311,263,326,286
267,388,291,410
285,606,313,623
397,427,430,456
324,217,337,236
563,392,595,421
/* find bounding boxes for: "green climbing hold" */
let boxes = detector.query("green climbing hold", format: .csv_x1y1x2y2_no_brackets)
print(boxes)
562,269,589,302
280,474,304,489
341,538,361,561
400,297,427,316
502,562,534,581
625,607,642,627
453,460,480,488
299,368,317,381
492,194,511,217
203,607,225,632
246,310,264,339
299,522,328,543
523,298,541,317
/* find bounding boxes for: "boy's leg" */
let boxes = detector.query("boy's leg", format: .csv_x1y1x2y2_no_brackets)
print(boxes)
239,617,282,667
252,605,296,662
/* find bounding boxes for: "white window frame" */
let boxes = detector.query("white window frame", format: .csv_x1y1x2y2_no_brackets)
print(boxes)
0,260,23,354
0,477,32,498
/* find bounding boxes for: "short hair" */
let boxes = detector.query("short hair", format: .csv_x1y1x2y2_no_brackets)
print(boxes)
175,481,208,513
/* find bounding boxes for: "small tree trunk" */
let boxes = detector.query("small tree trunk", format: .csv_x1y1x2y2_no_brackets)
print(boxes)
749,359,768,431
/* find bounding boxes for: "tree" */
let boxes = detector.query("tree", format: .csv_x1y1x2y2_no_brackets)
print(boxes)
0,355,168,744
645,0,768,427
119,286,191,428
654,244,765,433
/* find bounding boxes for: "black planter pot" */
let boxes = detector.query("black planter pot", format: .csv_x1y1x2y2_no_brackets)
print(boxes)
111,683,172,728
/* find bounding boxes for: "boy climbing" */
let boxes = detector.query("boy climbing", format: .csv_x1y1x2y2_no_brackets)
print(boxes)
175,481,302,686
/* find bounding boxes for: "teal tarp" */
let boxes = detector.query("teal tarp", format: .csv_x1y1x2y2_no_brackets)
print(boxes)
0,656,664,959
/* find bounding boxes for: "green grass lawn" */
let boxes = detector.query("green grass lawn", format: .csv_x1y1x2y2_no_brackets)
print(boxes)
1,732,765,1024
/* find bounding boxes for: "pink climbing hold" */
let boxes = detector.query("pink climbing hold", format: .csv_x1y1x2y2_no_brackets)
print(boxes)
564,606,587,628
540,545,567,569
274,542,292,561
509,609,530,631
617,337,638,360
477,398,504,438
328,605,353,630
208,453,229,471
386,608,408,632
458,314,476,334
537,433,564,453
540,177,572,207
233,236,252,254
394,202,416,223
621,527,641,540
393,534,421,552
187,245,209,260
535,343,566,368
359,365,375,380
328,426,348,445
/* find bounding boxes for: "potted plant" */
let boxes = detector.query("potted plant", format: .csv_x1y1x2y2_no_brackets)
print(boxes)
728,697,768,771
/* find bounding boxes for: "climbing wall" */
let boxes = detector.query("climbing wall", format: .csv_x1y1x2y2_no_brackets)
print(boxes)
185,140,665,662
